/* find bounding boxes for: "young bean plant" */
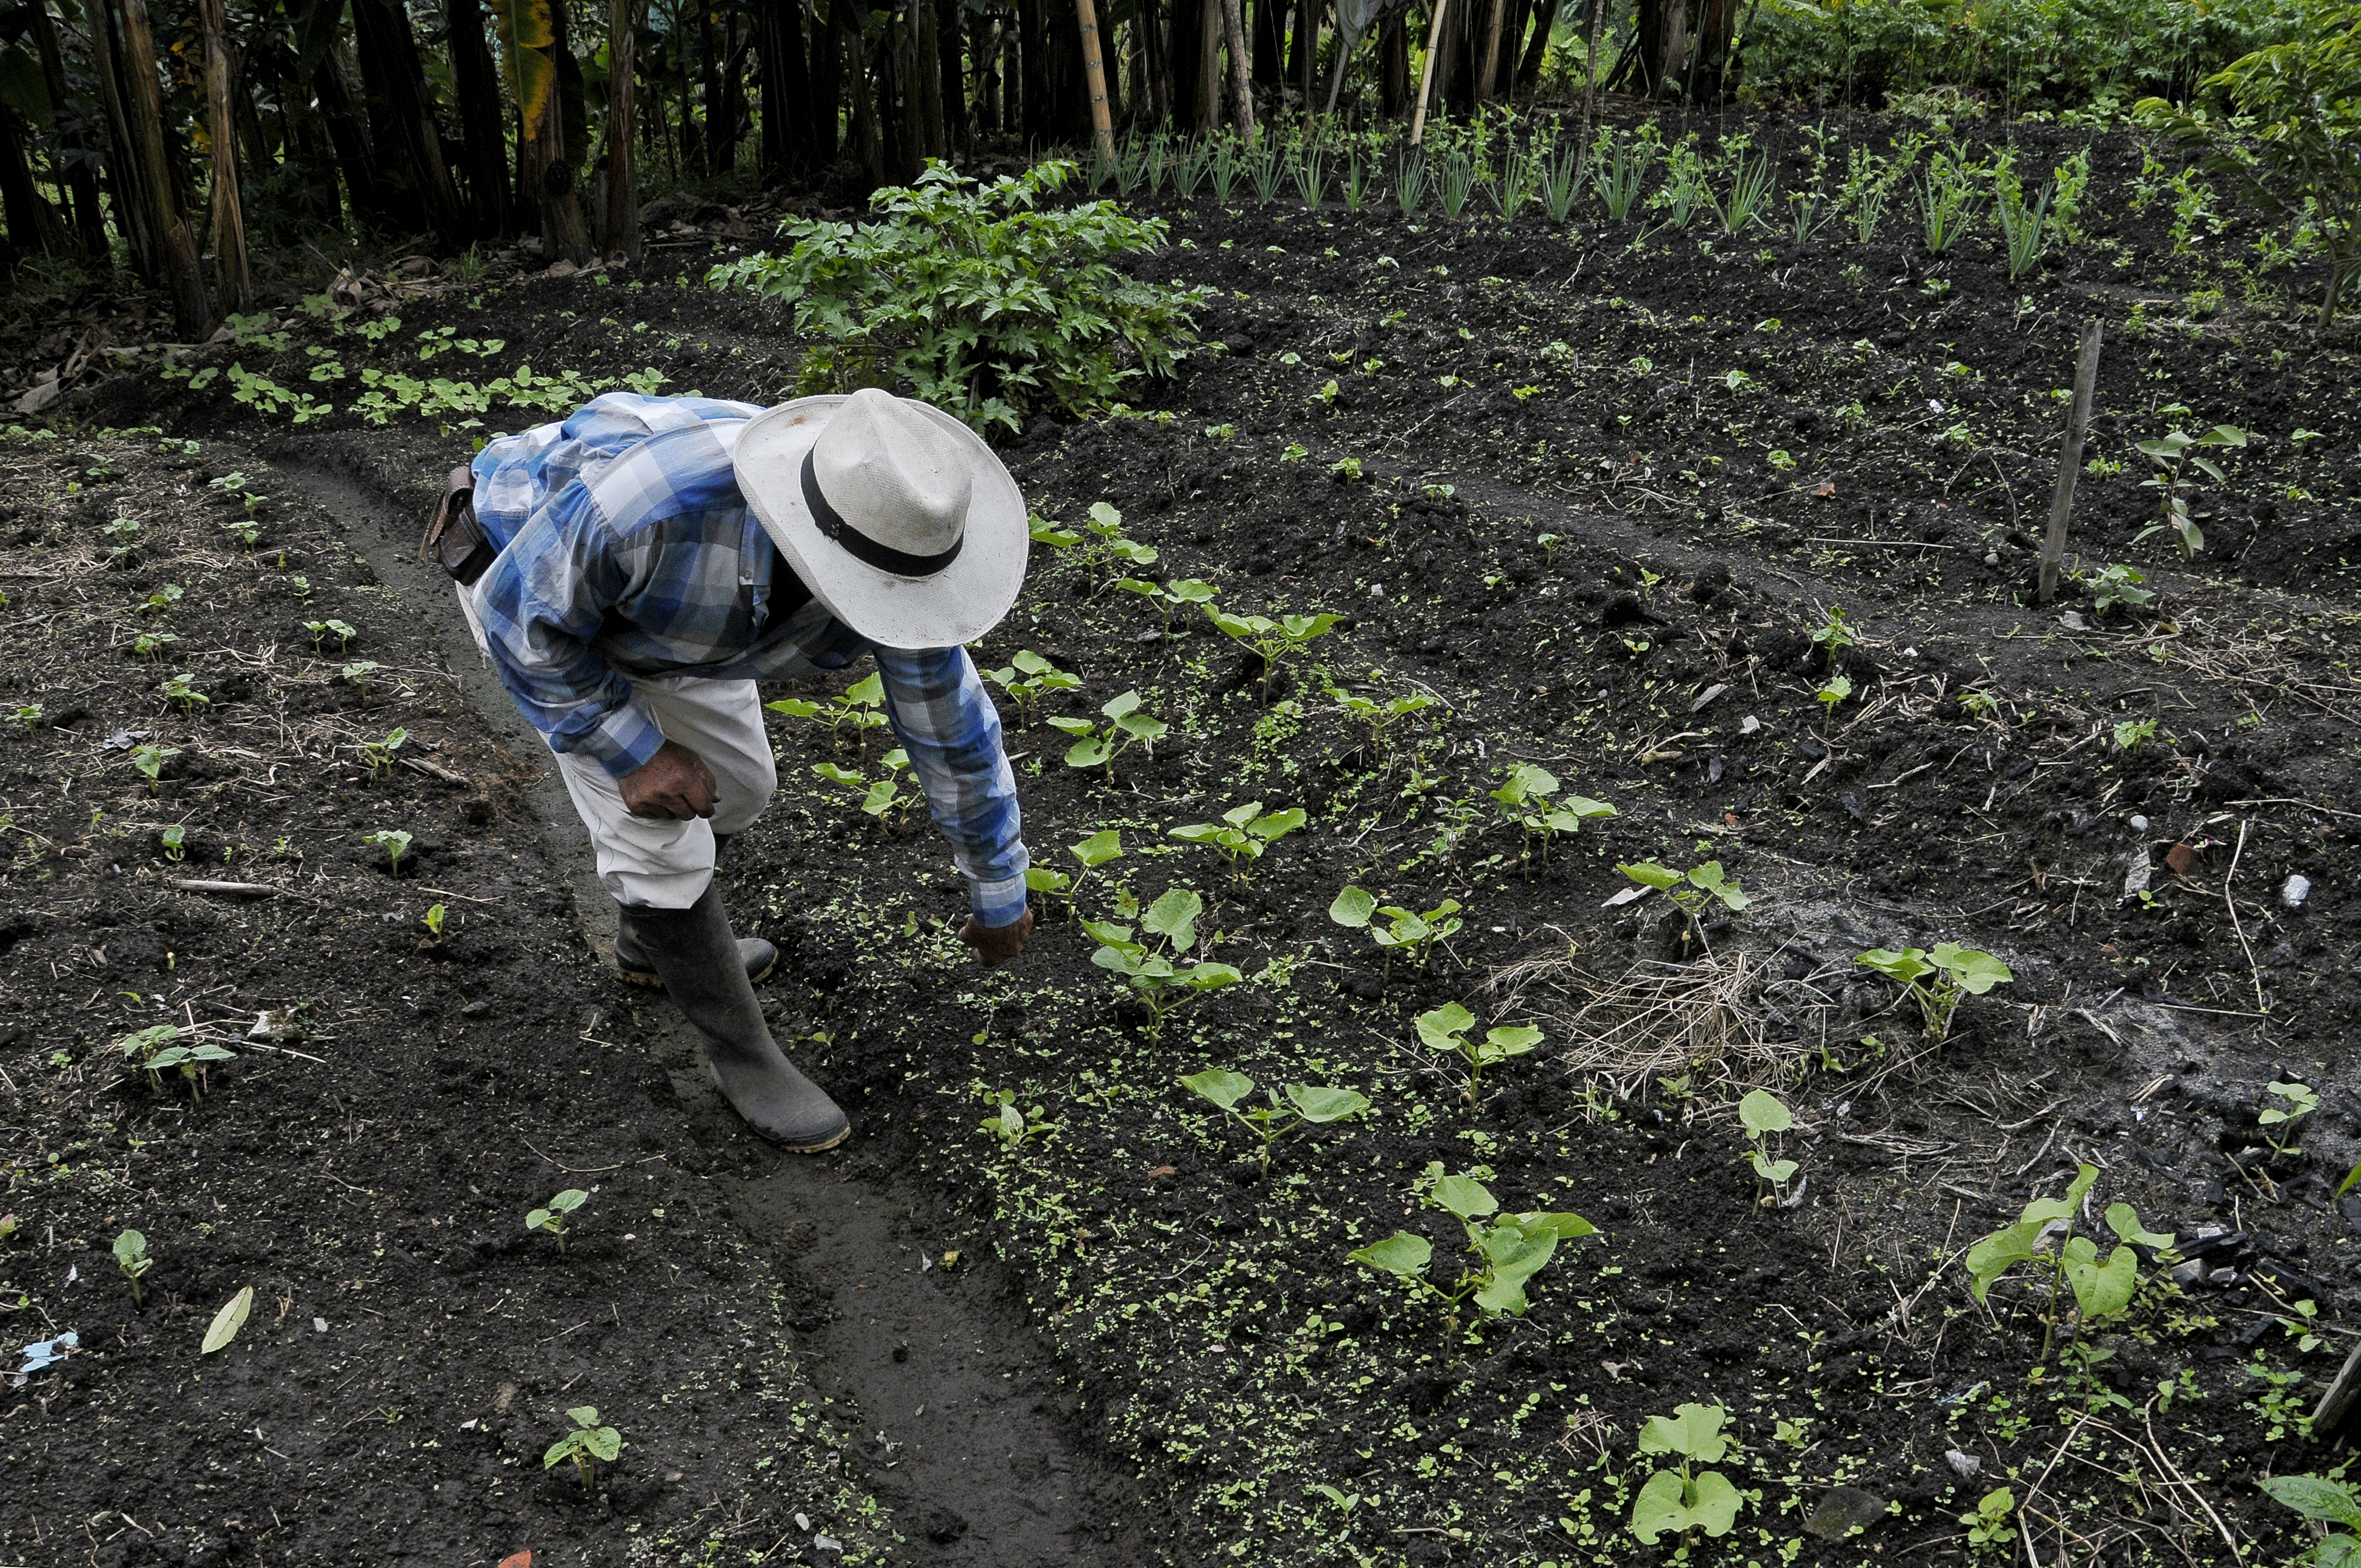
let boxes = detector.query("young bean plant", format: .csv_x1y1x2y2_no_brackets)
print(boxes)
979,1089,1059,1150
1119,576,1218,633
1965,1163,2175,1362
1349,1164,1596,1345
1413,1003,1541,1109
984,650,1081,725
1856,943,2013,1042
1178,1069,1369,1171
1738,1089,1799,1205
1168,802,1306,883
1048,690,1168,781
2260,1080,2318,1156
1490,764,1616,865
814,748,917,826
363,829,414,875
1083,889,1241,1037
767,671,890,754
1328,886,1463,976
1205,606,1343,702
1024,828,1122,917
119,1023,234,1097
1330,685,1440,763
526,1188,590,1250
544,1406,624,1491
1619,859,1749,930
114,1228,153,1306
1630,1404,1744,1544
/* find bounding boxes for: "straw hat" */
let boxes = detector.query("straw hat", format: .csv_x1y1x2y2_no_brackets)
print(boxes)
733,389,1027,650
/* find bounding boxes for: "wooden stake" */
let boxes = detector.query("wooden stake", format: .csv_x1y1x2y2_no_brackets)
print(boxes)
1409,0,1449,146
1076,0,1116,167
2037,318,2103,605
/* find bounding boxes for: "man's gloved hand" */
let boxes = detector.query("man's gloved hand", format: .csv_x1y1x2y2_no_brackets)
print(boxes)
960,908,1034,967
621,739,720,820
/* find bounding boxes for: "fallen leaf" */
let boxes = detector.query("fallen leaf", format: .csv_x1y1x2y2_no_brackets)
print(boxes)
1810,478,1836,498
1148,1165,1176,1178
202,1285,254,1354
498,1555,533,1568
2165,843,2198,875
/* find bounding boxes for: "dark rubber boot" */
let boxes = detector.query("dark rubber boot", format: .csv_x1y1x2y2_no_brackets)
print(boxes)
616,887,849,1152
614,839,775,986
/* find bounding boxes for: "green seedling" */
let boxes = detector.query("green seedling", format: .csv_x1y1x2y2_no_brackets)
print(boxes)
1048,690,1167,782
114,1228,153,1306
1118,576,1218,633
544,1405,623,1491
13,702,40,732
1965,1162,2174,1361
131,743,180,786
160,672,209,713
104,516,141,559
1630,1403,1744,1544
1168,802,1307,883
421,903,447,943
1413,1003,1541,1109
2080,563,2155,613
1817,673,1854,718
364,829,414,874
1350,1164,1595,1345
160,824,187,861
526,1188,589,1249
1738,1089,1799,1204
979,1089,1059,1150
2135,423,2250,558
1961,1488,2020,1555
1179,1069,1370,1171
361,727,408,776
139,584,183,616
1811,605,1855,660
1856,943,2014,1042
339,660,382,693
1328,885,1463,976
984,650,1082,725
119,1022,233,1097
1083,888,1241,1038
1490,764,1616,865
2261,1474,2361,1566
2260,1079,2319,1155
132,630,178,658
767,671,890,754
1077,501,1158,580
304,618,357,652
1028,512,1083,549
1024,828,1123,917
1330,687,1440,762
1618,859,1749,949
2113,717,2159,752
814,748,917,825
1205,605,1343,702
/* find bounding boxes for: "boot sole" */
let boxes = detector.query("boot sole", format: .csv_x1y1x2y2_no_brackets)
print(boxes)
618,953,778,989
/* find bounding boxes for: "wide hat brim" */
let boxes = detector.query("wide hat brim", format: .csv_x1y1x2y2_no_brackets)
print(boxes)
733,394,1027,651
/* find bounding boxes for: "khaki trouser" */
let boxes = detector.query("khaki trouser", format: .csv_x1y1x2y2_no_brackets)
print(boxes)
456,580,774,909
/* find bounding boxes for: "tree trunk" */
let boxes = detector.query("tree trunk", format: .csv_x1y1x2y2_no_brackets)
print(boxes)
1294,0,1315,110
311,58,387,226
697,0,720,175
1379,9,1407,117
26,0,108,258
0,109,65,257
913,0,946,159
196,0,252,314
1168,0,1207,131
1514,0,1557,93
1474,0,1504,98
449,0,512,237
519,0,593,263
113,0,209,336
1017,0,1048,142
938,0,968,150
82,0,153,271
1252,0,1280,86
606,0,642,262
1218,0,1253,135
836,0,882,181
812,0,843,164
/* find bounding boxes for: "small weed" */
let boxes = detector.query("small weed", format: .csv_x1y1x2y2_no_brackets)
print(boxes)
2260,1474,2361,1564
2113,717,2159,752
526,1189,589,1250
1961,1488,2019,1555
979,1090,1059,1150
2259,1079,2318,1155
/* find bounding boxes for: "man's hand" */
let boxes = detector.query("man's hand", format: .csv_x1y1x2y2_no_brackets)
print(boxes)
959,908,1034,967
621,739,720,820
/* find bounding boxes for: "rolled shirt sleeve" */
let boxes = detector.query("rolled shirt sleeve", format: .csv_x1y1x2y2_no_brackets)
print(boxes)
874,644,1030,925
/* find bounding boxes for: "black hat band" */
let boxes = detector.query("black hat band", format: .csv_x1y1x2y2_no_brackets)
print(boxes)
800,448,964,578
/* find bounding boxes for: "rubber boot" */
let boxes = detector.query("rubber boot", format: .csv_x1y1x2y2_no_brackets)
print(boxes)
616,887,850,1152
614,835,775,986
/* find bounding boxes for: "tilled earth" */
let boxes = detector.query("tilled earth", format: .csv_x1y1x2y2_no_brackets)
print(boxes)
15,108,2361,1567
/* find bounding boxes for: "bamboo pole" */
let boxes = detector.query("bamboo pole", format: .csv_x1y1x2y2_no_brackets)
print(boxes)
1076,0,1116,167
1409,0,1449,146
2038,319,2103,605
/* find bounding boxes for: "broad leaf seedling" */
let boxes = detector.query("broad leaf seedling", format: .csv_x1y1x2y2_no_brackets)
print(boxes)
1328,885,1464,976
132,743,179,787
364,829,414,874
2259,1474,2361,1566
1630,1403,1744,1544
114,1228,153,1306
2259,1079,2318,1155
1168,802,1306,883
979,1090,1059,1150
1179,1069,1369,1171
1024,827,1123,917
767,671,889,755
1961,1487,2019,1554
1412,1003,1542,1108
2135,422,2250,557
1964,1162,2175,1361
1856,943,2014,1042
1349,1164,1595,1345
1048,690,1168,781
1118,576,1218,633
1738,1088,1799,1204
984,650,1082,725
1618,859,1749,951
527,1188,590,1250
119,1022,234,1097
1205,605,1344,702
1489,764,1615,865
544,1405,624,1491
1083,888,1241,1037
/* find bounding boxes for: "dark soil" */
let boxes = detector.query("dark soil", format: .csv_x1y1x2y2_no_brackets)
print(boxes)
15,109,2361,1568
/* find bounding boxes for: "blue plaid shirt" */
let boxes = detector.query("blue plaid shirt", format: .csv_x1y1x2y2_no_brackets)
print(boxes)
471,393,1029,924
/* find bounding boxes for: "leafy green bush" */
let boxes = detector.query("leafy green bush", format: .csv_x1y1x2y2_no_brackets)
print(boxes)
2137,7,2361,326
706,160,1215,434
